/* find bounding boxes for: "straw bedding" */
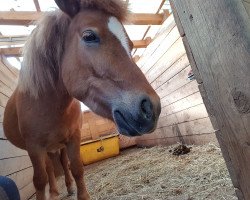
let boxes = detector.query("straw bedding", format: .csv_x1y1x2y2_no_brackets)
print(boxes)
31,143,237,200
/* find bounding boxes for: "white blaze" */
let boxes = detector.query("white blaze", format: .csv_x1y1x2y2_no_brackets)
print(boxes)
107,16,131,57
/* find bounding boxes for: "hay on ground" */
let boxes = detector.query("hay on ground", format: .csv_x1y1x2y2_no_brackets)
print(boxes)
31,143,237,200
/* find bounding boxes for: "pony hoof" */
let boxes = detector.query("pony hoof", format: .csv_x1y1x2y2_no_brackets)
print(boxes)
67,187,75,196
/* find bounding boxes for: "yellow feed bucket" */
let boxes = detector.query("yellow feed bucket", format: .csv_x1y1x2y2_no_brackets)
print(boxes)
80,134,119,165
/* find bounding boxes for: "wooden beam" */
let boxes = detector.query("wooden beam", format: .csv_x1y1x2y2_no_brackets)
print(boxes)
133,37,152,48
0,41,25,46
33,0,41,12
0,47,22,56
171,0,250,199
0,38,152,56
0,11,41,26
0,12,164,26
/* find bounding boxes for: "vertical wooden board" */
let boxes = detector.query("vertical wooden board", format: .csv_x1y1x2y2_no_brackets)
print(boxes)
173,0,250,198
0,140,28,159
169,0,185,37
242,0,250,16
0,156,32,176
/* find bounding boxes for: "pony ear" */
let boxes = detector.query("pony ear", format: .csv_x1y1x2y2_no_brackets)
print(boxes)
54,0,80,17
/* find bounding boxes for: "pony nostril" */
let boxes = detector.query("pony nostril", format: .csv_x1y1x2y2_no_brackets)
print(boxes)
141,98,153,120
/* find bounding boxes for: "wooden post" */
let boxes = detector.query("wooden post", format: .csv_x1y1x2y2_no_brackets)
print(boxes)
170,0,250,199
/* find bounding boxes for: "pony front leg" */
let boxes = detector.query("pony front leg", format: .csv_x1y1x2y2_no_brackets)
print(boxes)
60,148,74,195
46,153,60,200
66,132,90,200
28,149,48,200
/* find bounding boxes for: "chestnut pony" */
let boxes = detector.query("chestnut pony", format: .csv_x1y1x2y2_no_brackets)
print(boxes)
3,0,161,199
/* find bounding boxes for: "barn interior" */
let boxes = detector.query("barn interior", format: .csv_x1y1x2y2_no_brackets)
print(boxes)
0,0,249,199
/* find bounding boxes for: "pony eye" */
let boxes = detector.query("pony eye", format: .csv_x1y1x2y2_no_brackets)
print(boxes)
82,30,100,44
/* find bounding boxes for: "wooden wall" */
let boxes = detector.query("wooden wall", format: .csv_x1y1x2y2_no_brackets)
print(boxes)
135,15,217,147
0,56,35,199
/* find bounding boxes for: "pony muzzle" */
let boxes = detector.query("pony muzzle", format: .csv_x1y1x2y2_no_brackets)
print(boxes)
112,95,161,137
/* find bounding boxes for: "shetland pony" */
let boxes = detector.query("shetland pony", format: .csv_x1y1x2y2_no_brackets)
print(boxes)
3,0,161,199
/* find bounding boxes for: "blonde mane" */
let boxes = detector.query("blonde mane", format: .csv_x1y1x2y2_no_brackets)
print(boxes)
19,11,70,98
19,0,128,98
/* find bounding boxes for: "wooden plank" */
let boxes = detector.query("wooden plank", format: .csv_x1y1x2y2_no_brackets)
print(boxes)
161,92,204,117
146,38,186,83
136,132,217,147
0,140,28,159
0,80,14,97
1,56,19,76
151,54,190,90
0,92,8,107
33,0,41,12
0,47,22,56
0,122,4,139
0,155,32,176
137,15,176,67
0,67,17,90
0,40,25,46
172,0,250,199
7,167,33,190
139,117,214,141
161,80,199,108
155,65,192,99
182,36,203,84
169,0,185,37
0,106,4,122
154,15,175,39
0,60,17,82
141,27,181,74
19,181,35,200
127,13,164,25
158,103,209,128
132,38,152,48
0,11,164,26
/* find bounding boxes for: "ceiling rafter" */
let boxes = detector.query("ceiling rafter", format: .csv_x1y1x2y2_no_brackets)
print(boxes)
0,11,164,26
133,0,169,57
